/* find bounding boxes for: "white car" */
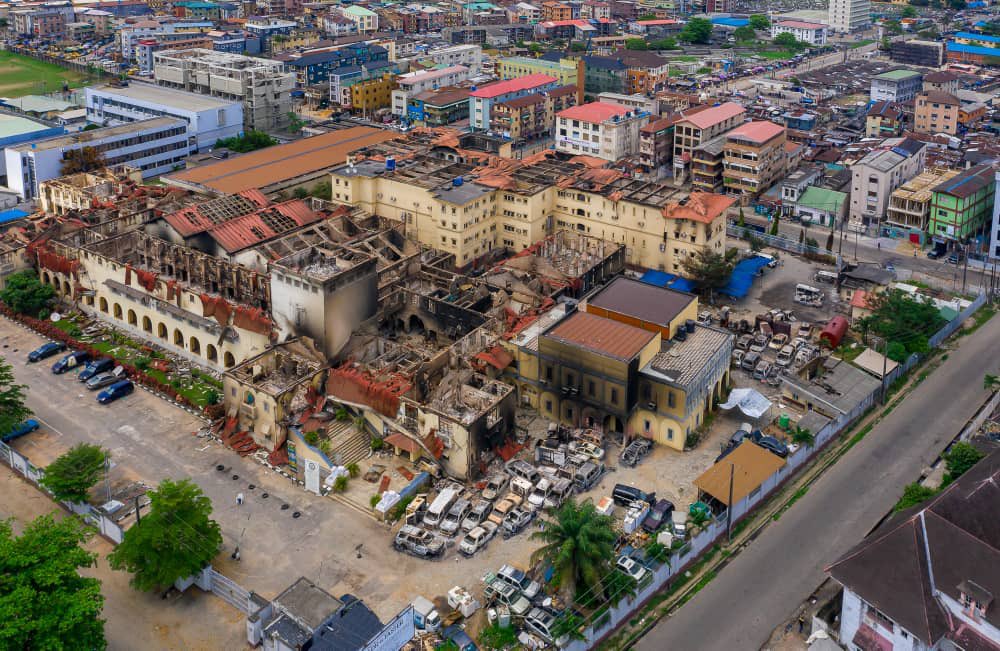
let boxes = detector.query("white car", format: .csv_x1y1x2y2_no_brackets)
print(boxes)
571,440,604,460
616,556,649,583
458,522,498,556
768,333,789,351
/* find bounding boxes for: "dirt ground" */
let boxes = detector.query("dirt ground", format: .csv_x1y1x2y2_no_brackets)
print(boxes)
0,467,249,651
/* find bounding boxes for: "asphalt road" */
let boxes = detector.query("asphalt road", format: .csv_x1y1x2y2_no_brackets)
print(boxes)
635,315,1000,651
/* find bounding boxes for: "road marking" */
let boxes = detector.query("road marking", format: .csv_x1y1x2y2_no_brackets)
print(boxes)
31,414,65,438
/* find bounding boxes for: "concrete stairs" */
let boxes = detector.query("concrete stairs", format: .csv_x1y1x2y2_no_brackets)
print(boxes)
324,420,370,466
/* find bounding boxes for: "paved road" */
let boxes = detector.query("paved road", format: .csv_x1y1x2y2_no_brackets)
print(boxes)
635,315,1000,651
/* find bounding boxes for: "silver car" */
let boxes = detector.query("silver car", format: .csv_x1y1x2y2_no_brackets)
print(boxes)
86,372,119,390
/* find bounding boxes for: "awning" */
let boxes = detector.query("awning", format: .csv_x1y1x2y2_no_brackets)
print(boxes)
384,432,420,454
719,387,772,419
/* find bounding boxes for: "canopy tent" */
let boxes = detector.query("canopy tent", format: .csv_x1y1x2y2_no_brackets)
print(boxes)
719,387,772,419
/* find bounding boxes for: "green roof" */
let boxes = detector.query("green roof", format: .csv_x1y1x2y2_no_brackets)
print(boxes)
797,186,847,213
0,114,52,138
343,5,377,16
938,305,959,322
874,69,921,81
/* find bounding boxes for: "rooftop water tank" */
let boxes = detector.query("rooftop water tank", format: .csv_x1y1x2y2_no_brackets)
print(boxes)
453,177,464,187
386,156,396,171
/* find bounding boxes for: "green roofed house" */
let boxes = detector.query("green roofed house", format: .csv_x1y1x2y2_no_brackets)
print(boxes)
928,163,995,242
870,69,923,103
342,5,378,33
794,186,847,227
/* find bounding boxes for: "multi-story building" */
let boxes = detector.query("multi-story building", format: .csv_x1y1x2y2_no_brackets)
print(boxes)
340,5,378,33
415,44,484,75
75,8,113,35
554,101,649,161
350,73,397,114
4,118,190,199
690,134,727,193
469,73,560,131
577,55,628,95
496,56,584,96
990,169,1000,260
848,137,927,233
391,65,471,116
827,448,1000,651
12,4,74,38
153,48,296,132
541,1,573,20
947,31,1000,64
66,22,96,42
639,117,673,175
407,87,471,126
508,2,542,23
770,20,828,45
721,121,787,197
672,101,746,161
865,101,905,138
244,17,296,51
85,83,242,151
828,0,870,33
491,85,578,143
119,19,215,61
885,168,961,237
870,69,923,103
283,44,391,86
922,70,960,95
890,39,945,67
928,163,995,244
322,13,358,37
914,90,961,135
135,35,216,75
612,50,672,95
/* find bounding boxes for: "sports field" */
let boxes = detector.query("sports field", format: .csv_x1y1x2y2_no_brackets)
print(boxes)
0,51,91,97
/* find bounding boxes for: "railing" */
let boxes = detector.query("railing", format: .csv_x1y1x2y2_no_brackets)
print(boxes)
727,224,837,259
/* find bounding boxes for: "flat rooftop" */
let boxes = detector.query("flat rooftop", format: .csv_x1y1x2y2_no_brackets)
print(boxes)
0,113,57,139
274,245,374,282
165,127,398,194
9,117,183,153
544,311,656,362
586,276,696,329
642,325,732,388
89,82,239,112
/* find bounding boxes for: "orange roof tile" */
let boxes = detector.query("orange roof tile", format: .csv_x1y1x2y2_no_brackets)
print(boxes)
677,102,745,130
727,120,785,143
557,101,631,123
545,311,656,361
470,73,558,98
662,192,736,224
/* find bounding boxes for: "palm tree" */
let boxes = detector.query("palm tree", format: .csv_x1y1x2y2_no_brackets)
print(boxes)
530,499,616,599
985,374,999,391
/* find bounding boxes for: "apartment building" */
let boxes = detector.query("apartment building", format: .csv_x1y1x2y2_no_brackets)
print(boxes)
85,83,243,151
828,0,870,33
639,117,673,175
340,5,379,33
928,163,995,243
119,19,215,61
847,137,927,233
469,74,561,131
672,102,746,177
554,101,649,161
870,69,923,103
406,87,471,126
721,121,787,197
541,1,574,20
770,20,828,45
990,170,1000,260
282,44,390,86
890,39,944,67
4,118,190,199
12,4,74,38
690,134,727,193
491,85,578,143
914,90,961,135
922,70,960,95
884,168,961,236
415,44,484,75
391,65,471,116
613,50,671,95
865,100,905,138
496,56,584,99
153,48,296,132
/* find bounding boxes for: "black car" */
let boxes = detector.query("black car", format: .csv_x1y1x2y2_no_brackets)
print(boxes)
27,342,66,362
755,436,789,458
927,249,944,260
52,350,90,374
612,483,656,507
78,357,115,381
642,499,675,533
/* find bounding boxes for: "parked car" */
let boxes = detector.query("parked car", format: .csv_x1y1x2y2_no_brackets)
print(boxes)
461,500,493,532
458,522,498,556
947,252,963,264
927,248,944,260
393,524,445,558
775,345,796,367
768,333,789,350
487,494,520,526
78,357,114,381
796,323,812,338
502,506,535,537
3,419,40,443
570,440,604,460
616,556,649,583
440,498,472,535
732,349,745,368
642,499,675,534
27,342,66,362
755,436,789,458
52,350,90,374
496,563,542,600
612,483,655,507
620,438,652,467
506,459,540,484
736,334,753,350
483,579,532,617
753,360,772,381
749,333,770,353
524,607,567,646
741,351,761,372
85,372,120,390
482,475,508,501
97,379,134,404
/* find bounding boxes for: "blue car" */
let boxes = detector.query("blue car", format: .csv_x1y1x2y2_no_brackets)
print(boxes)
78,357,114,381
27,342,66,362
52,350,91,374
2,419,39,443
97,379,134,404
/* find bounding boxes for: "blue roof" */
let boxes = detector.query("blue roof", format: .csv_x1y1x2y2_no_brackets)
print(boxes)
955,31,1000,43
712,17,749,26
638,270,696,293
0,208,28,225
947,41,1000,56
719,256,770,298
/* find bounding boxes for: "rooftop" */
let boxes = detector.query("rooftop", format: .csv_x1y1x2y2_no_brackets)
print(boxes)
923,70,959,83
227,339,324,396
775,19,825,28
675,101,745,130
9,117,183,153
726,120,785,144
783,357,881,416
643,325,732,388
0,95,77,113
89,82,239,112
920,90,960,105
0,113,58,139
932,163,993,198
470,73,558,99
397,65,468,87
556,101,632,123
662,192,736,224
694,441,786,506
796,186,846,213
412,86,471,106
273,244,375,283
586,276,695,329
544,311,656,362
874,68,922,81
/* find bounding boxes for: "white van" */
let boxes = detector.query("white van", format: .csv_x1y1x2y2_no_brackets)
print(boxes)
757,253,779,268
423,486,461,528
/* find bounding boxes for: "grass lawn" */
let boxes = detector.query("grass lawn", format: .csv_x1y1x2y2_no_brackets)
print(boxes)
849,39,875,49
756,50,796,60
0,51,92,97
668,68,687,77
670,55,699,62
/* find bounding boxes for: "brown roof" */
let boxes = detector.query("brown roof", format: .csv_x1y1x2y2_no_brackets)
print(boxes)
641,117,673,133
413,86,471,106
827,447,1000,646
923,70,958,83
499,92,547,109
612,48,668,69
544,311,656,361
693,441,786,506
586,276,696,329
547,84,578,98
919,90,960,105
166,127,398,194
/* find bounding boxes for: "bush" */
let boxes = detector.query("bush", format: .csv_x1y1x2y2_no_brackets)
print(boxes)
205,388,220,405
133,356,150,371
333,475,348,492
370,494,381,509
346,462,360,478
370,437,384,451
304,430,320,447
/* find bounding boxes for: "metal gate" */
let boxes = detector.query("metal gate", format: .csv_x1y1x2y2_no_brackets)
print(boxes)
209,569,251,613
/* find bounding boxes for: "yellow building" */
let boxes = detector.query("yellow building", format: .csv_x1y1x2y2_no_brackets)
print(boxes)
350,73,398,113
495,57,584,104
722,121,788,197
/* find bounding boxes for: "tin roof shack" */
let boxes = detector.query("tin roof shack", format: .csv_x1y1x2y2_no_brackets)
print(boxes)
270,245,379,361
38,166,144,216
223,339,325,452
781,356,881,420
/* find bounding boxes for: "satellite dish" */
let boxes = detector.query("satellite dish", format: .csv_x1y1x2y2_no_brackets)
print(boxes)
50,312,62,322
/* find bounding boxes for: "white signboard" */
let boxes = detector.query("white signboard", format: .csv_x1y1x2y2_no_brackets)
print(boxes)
304,460,320,495
363,606,414,651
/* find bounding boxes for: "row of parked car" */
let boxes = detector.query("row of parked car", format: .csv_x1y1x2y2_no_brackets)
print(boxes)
716,424,791,462
27,342,134,404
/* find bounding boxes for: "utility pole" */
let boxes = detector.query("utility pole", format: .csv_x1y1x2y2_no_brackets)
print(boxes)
104,452,111,503
879,337,889,405
726,463,735,543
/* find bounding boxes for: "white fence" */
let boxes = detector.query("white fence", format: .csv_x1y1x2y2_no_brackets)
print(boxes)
727,224,837,259
565,292,988,650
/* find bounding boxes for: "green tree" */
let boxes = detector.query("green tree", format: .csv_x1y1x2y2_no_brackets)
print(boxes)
108,479,222,591
737,207,746,227
311,180,332,200
40,443,107,504
551,611,587,642
883,19,903,35
886,341,908,363
637,13,658,20
650,37,678,50
679,17,713,44
986,373,1000,391
216,130,276,153
287,111,306,133
773,32,804,50
791,426,814,447
625,38,648,50
942,442,984,485
346,462,360,478
60,146,105,175
333,475,348,492
900,5,918,17
732,25,757,42
0,514,105,650
0,356,30,437
681,248,739,299
770,217,779,235
893,482,936,511
528,42,544,54
600,569,637,606
858,289,946,355
478,623,519,649
0,270,55,316
530,499,616,597
292,187,309,199
749,14,770,30
569,41,587,52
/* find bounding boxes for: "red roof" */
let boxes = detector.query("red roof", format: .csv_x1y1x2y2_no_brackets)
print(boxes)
662,192,735,224
208,201,322,253
470,73,558,99
546,311,656,361
557,101,631,123
677,102,745,130
727,120,785,143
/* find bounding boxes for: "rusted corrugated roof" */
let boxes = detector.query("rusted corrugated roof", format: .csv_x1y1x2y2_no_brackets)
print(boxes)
207,200,322,254
545,311,656,362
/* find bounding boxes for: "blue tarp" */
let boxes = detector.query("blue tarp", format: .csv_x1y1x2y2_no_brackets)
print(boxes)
639,270,696,293
720,256,770,298
0,208,28,225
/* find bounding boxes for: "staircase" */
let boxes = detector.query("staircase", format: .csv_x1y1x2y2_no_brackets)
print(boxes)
324,420,370,466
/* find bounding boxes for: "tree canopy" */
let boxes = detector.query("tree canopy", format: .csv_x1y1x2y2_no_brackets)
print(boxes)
749,14,770,30
679,18,713,44
732,25,757,42
900,5,918,17
530,499,616,598
943,442,984,485
625,38,648,50
894,482,936,511
0,356,30,437
0,514,106,650
108,478,222,591
40,443,107,504
681,248,739,297
857,289,947,356
773,32,807,50
216,130,276,154
60,147,105,175
0,270,55,317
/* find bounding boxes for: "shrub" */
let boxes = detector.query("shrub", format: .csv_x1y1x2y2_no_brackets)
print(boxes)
333,475,348,492
133,356,150,371
304,430,320,447
370,437,384,451
370,494,381,509
346,462,360,478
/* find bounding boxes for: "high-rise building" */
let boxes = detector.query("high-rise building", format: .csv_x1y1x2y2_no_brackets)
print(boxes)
828,0,870,34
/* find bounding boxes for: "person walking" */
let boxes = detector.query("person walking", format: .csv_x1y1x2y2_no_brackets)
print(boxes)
236,492,244,506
